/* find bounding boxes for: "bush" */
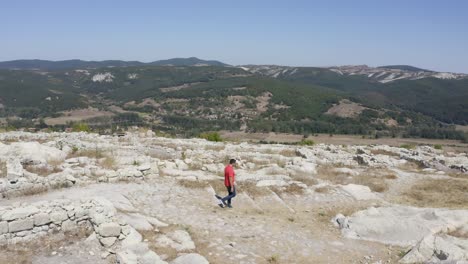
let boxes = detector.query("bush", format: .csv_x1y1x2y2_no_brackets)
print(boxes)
199,132,223,142
434,144,443,150
72,123,90,132
298,139,315,146
400,144,415,149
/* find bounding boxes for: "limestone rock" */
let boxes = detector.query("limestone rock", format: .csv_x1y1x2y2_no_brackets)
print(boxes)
156,230,195,251
2,206,39,221
0,221,8,234
6,159,23,182
171,253,209,264
100,236,117,247
34,213,51,226
9,218,34,233
97,222,121,237
340,184,379,201
116,250,138,264
400,233,468,263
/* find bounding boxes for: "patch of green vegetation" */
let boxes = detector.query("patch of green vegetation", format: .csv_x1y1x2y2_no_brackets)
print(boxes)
72,123,90,132
199,132,223,142
298,139,315,146
400,144,416,149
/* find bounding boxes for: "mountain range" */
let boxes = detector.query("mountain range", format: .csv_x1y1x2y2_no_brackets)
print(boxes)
0,57,228,70
0,58,467,140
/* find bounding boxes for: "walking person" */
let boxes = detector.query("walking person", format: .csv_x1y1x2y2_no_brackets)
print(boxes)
219,159,237,208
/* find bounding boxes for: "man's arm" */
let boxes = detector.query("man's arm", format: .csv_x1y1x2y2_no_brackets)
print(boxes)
229,168,235,186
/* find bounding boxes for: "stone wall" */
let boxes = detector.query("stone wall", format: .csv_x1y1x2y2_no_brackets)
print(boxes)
0,198,127,247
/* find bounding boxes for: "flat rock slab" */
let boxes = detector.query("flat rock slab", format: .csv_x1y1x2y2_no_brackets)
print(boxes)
344,206,468,246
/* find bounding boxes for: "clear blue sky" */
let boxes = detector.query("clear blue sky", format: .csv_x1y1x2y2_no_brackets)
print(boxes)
1,0,467,72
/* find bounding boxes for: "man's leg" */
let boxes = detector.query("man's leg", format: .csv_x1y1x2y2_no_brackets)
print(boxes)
227,186,233,205
227,186,236,207
221,186,236,205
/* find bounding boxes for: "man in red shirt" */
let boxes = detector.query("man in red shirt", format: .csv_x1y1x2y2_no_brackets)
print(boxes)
219,159,237,208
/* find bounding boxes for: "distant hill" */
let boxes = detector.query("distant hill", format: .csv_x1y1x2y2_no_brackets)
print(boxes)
0,57,228,70
0,59,145,70
377,65,432,72
150,57,228,66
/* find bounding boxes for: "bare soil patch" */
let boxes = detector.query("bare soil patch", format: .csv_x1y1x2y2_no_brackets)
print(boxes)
45,107,114,125
325,99,367,118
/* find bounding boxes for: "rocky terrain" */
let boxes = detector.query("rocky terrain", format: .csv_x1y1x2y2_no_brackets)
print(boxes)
0,130,467,263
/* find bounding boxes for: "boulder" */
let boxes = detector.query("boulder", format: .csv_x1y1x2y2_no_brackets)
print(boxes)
119,213,153,231
0,221,8,234
33,213,51,226
340,184,379,201
97,222,121,237
116,250,138,264
171,253,209,264
0,142,65,164
118,168,143,178
100,236,117,247
6,159,23,182
2,206,40,221
9,218,34,233
140,251,167,264
50,210,69,223
332,214,349,229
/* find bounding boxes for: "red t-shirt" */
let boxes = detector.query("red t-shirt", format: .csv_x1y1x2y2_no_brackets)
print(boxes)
224,165,235,187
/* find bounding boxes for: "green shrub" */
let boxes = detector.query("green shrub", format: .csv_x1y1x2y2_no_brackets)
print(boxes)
199,132,223,142
72,146,79,154
298,139,315,146
400,144,415,149
72,123,90,132
434,144,443,150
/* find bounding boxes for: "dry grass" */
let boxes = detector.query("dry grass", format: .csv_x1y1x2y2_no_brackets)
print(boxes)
316,202,372,225
384,174,398,179
446,172,468,180
266,254,280,263
315,166,392,193
68,148,105,159
203,144,225,151
142,225,195,261
188,162,203,171
19,184,49,196
370,149,400,157
290,173,319,186
398,160,425,171
236,181,271,197
400,179,468,208
447,227,468,239
0,161,6,178
0,225,93,264
24,163,63,176
271,183,305,196
314,186,332,193
178,179,209,189
279,149,299,157
99,156,117,170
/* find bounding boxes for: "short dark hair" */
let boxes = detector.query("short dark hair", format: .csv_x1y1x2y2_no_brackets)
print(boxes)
229,159,236,164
